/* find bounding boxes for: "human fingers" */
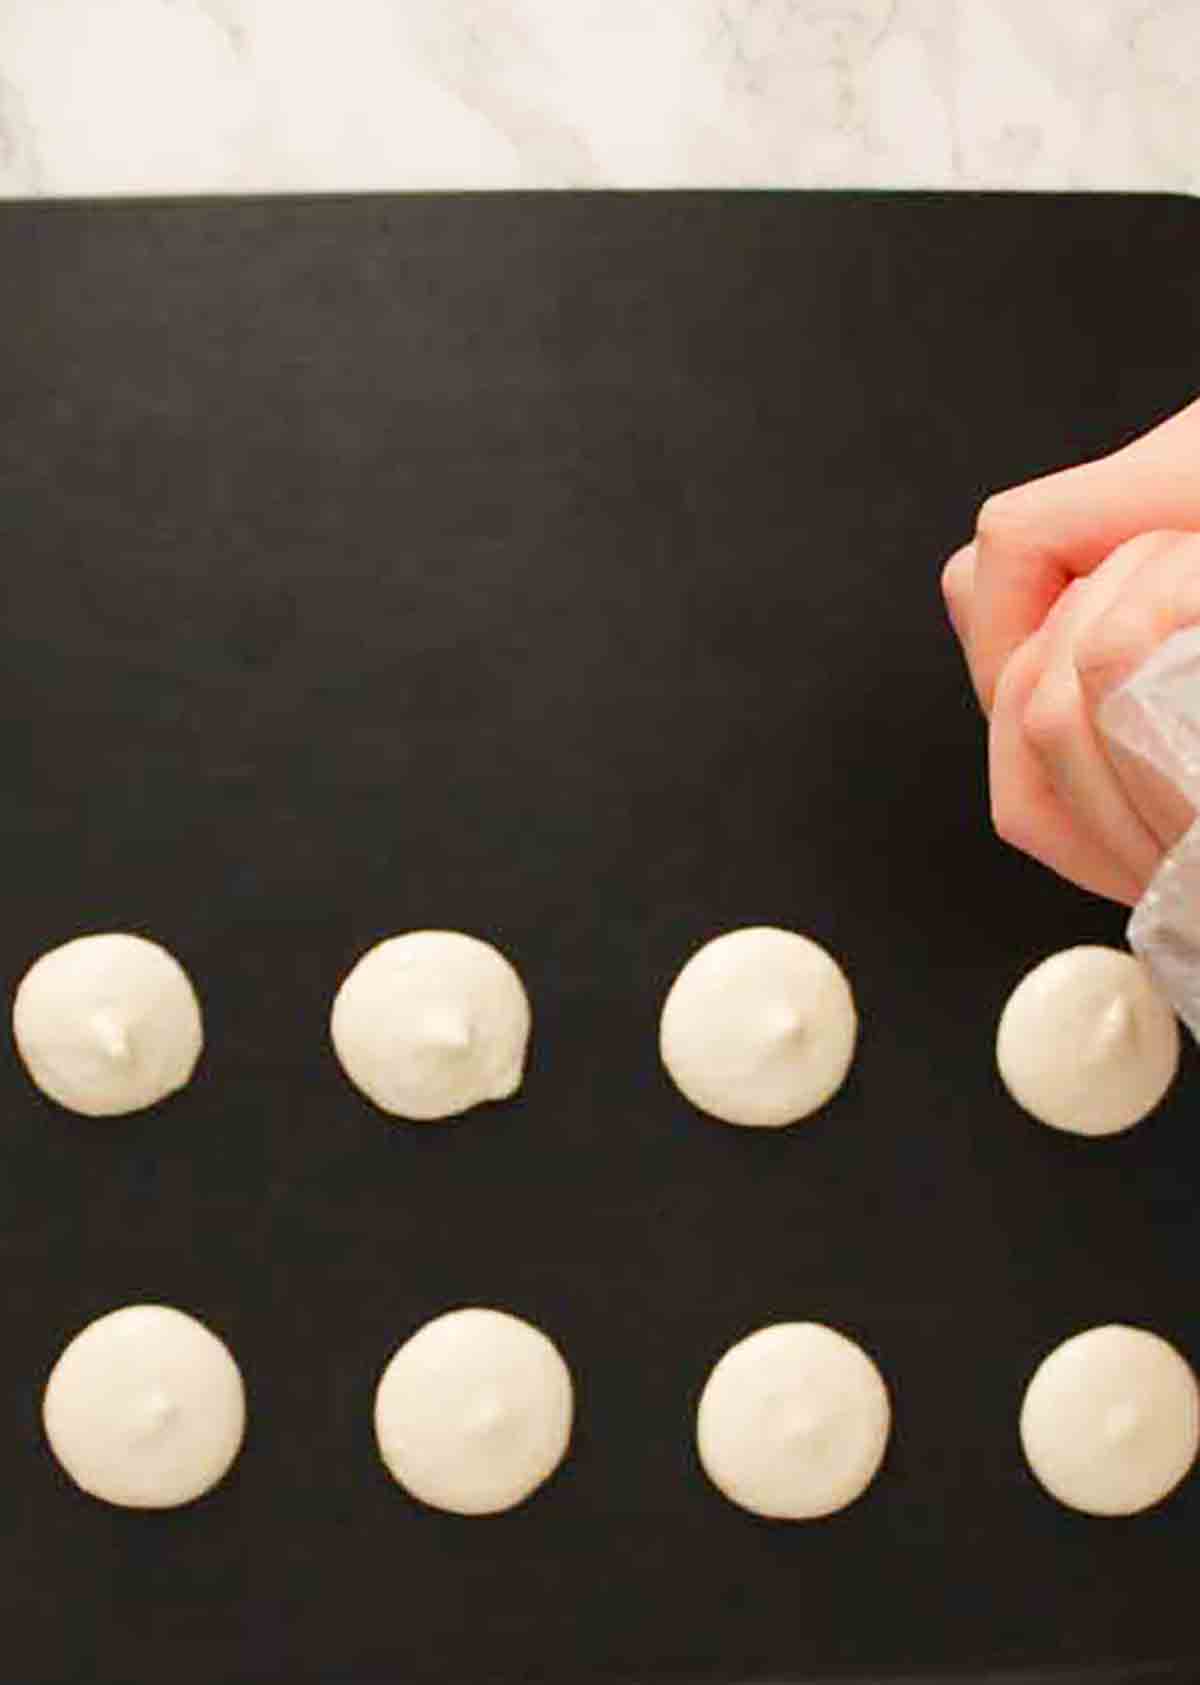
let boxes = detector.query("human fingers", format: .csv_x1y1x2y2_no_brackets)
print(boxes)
988,617,1144,905
967,395,1200,710
1075,530,1200,851
1019,536,1173,895
941,542,975,658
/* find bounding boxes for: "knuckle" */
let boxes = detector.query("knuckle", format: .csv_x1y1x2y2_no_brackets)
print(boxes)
1102,529,1181,572
974,488,1032,551
1167,538,1200,625
991,639,1034,715
1021,682,1073,755
1076,610,1145,697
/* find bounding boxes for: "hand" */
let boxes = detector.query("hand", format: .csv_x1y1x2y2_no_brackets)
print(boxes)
945,396,1200,711
941,398,1200,905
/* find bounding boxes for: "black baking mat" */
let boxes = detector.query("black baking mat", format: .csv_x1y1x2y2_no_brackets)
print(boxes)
1,190,1198,1685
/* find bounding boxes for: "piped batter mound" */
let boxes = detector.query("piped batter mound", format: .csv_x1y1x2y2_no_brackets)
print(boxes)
13,932,204,1117
43,1304,245,1509
660,926,857,1127
374,1307,573,1515
997,945,1179,1136
696,1322,890,1518
1020,1324,1200,1516
331,930,531,1121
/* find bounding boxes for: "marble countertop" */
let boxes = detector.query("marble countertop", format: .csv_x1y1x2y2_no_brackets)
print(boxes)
0,0,1196,198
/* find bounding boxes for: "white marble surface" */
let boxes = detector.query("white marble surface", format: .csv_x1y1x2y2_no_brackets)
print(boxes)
0,0,1196,198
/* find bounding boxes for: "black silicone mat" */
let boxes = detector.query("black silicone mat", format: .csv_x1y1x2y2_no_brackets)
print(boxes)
1,190,1199,1685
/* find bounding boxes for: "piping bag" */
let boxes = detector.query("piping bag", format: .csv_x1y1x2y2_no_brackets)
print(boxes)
1100,624,1200,1041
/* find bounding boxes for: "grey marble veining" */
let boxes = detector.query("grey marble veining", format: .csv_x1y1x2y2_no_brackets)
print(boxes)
0,0,1196,197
